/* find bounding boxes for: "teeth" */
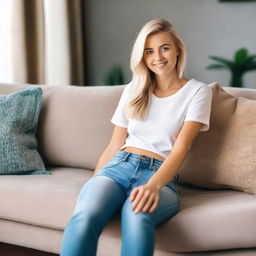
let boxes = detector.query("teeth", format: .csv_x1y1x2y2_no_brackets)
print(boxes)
154,62,167,67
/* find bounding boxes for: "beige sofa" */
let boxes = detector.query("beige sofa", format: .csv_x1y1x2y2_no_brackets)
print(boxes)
0,82,255,256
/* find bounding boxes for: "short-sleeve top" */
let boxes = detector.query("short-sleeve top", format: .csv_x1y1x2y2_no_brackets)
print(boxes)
111,78,213,159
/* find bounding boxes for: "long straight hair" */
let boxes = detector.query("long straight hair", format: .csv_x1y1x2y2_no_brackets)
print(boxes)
125,18,187,120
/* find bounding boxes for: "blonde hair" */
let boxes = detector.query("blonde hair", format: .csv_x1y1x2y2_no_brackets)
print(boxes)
125,18,187,119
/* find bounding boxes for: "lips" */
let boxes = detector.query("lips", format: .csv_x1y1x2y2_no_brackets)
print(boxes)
153,61,168,67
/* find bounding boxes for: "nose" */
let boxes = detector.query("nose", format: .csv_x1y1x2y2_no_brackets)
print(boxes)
155,49,164,61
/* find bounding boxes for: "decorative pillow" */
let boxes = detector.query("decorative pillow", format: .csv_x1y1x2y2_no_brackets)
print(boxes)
178,83,256,194
0,87,50,175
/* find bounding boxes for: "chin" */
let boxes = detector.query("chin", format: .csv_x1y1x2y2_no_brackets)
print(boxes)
153,70,169,77
151,66,174,77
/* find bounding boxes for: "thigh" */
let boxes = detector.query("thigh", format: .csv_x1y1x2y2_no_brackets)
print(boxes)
151,186,179,225
73,175,126,218
95,157,137,193
122,185,179,226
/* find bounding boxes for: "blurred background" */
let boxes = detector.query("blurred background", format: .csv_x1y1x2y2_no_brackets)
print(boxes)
0,0,255,88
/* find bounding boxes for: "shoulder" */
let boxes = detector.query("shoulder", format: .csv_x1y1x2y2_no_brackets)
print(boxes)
120,81,133,96
122,80,139,99
122,81,133,92
189,79,213,97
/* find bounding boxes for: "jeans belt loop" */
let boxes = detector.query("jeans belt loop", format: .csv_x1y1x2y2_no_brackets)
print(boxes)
123,152,131,161
149,157,154,169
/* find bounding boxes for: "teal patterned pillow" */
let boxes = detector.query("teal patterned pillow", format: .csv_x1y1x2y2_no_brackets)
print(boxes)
0,87,51,175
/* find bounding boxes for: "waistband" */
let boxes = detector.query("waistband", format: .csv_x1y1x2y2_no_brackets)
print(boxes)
115,150,164,167
115,150,179,186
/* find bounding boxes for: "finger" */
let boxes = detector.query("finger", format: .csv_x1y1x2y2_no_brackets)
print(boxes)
134,190,150,213
129,187,139,202
149,195,159,213
142,194,155,212
130,187,141,202
132,188,146,211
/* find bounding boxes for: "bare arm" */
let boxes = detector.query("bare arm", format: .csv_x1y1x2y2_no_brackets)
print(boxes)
130,121,203,213
147,121,203,188
93,125,128,175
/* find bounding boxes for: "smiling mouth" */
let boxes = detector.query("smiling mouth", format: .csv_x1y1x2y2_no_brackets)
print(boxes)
153,61,168,67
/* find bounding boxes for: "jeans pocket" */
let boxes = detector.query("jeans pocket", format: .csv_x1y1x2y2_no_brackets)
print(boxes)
102,157,123,169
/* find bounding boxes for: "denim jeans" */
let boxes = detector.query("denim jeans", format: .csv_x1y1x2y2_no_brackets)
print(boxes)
60,150,179,256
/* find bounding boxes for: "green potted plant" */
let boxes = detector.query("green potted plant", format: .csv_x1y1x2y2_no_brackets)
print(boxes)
206,48,256,87
103,65,125,86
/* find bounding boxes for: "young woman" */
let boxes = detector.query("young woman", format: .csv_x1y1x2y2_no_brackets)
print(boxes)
60,18,212,256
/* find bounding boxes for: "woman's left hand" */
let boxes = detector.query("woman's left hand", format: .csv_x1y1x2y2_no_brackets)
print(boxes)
129,183,160,213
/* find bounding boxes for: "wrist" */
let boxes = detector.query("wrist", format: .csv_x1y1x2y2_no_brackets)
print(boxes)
147,178,162,190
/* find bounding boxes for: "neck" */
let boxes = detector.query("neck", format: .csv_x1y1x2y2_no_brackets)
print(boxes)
154,72,182,92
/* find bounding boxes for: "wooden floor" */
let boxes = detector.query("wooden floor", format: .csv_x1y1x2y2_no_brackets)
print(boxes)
0,242,59,256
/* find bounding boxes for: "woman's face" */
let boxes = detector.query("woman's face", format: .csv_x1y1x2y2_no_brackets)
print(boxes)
143,31,179,78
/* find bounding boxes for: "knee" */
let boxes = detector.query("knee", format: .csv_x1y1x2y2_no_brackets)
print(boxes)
121,200,154,230
61,211,99,256
66,209,103,239
121,200,155,251
72,207,99,222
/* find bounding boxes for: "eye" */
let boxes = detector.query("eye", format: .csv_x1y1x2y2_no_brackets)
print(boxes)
145,50,153,55
161,47,169,52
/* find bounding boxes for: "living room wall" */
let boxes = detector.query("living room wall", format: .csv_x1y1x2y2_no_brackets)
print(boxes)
84,0,256,88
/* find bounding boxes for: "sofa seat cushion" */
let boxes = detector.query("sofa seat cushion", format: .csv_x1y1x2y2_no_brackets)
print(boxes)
158,184,256,252
0,169,256,252
0,168,92,229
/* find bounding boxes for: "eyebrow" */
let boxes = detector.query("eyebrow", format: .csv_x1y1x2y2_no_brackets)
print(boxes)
144,43,170,51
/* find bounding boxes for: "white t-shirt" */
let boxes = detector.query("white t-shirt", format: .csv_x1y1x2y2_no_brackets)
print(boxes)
111,78,213,159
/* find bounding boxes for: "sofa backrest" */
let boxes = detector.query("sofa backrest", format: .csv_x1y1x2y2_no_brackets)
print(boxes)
0,82,256,170
0,83,124,170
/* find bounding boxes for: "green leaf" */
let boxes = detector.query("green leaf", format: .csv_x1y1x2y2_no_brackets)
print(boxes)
206,63,226,70
246,62,256,71
235,48,248,66
245,55,256,64
209,56,234,69
243,55,256,71
247,55,256,61
103,65,125,85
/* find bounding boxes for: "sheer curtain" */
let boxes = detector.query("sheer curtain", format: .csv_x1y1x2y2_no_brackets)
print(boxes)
0,0,85,86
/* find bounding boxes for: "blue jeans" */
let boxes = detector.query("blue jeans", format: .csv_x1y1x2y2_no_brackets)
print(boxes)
60,150,179,256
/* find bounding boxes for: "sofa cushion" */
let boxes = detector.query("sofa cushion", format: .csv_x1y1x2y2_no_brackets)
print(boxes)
0,83,123,170
0,168,255,252
0,87,49,175
38,85,123,170
179,83,256,194
0,168,91,229
158,184,256,252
